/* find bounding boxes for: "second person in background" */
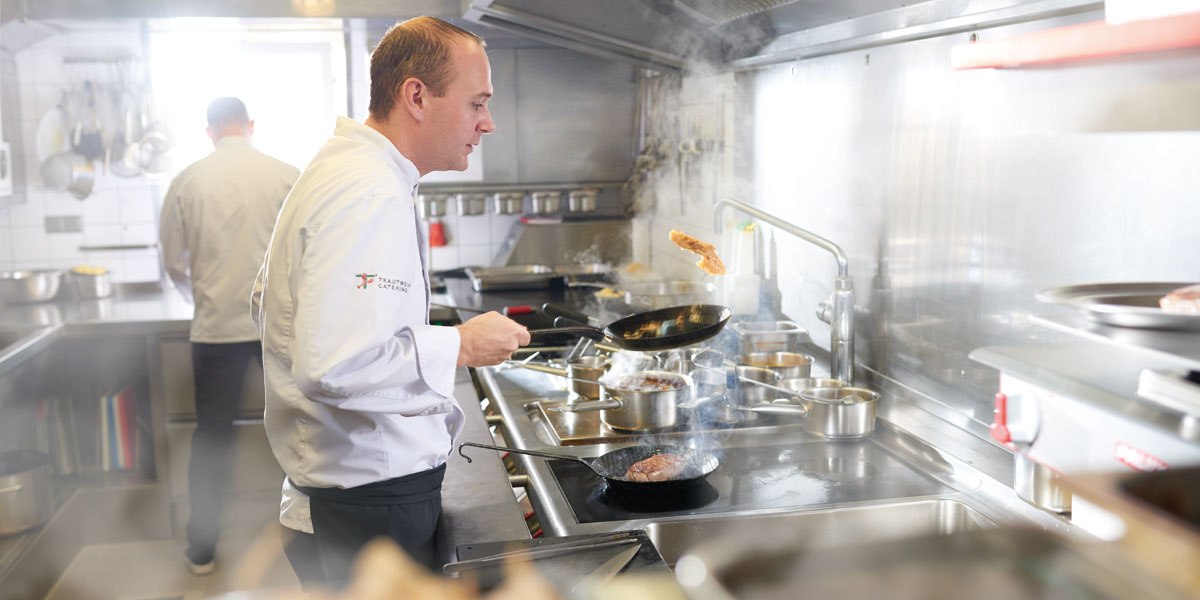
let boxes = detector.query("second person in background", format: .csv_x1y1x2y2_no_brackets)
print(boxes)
159,96,300,576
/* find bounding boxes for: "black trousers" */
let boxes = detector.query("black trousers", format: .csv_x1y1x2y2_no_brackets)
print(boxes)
288,464,446,590
185,340,262,564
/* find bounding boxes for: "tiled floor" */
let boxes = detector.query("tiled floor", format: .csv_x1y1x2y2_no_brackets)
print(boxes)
45,506,302,600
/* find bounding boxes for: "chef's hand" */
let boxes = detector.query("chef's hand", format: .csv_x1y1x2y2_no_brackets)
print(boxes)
455,312,531,367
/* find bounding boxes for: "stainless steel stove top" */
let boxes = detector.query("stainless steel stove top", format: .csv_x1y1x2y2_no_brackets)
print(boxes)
530,398,812,446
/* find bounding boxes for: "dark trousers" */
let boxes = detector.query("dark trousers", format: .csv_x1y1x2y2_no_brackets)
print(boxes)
286,464,446,590
185,341,262,564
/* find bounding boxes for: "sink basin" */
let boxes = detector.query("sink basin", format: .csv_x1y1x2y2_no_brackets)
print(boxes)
644,498,992,566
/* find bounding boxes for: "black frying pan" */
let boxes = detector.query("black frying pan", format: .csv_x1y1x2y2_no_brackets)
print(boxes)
458,442,721,494
528,304,733,352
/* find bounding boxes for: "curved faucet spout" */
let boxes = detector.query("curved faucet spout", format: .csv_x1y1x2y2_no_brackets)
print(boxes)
714,198,849,277
714,197,855,383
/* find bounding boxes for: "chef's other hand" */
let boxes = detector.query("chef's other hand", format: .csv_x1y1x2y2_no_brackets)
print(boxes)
455,311,531,367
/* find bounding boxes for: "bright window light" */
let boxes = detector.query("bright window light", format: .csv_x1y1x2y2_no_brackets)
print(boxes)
147,18,348,178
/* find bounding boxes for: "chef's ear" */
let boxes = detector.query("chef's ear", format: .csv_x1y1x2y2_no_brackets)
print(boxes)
398,77,427,121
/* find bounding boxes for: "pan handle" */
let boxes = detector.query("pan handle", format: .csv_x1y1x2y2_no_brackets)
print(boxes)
691,363,801,398
741,403,808,416
549,398,622,413
542,302,595,326
458,441,589,466
510,361,568,377
528,326,607,340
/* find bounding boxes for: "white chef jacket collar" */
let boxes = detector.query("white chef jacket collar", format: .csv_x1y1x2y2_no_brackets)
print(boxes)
212,135,252,150
333,117,421,193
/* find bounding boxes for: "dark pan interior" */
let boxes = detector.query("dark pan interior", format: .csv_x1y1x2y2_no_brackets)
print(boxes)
605,304,732,351
587,445,720,482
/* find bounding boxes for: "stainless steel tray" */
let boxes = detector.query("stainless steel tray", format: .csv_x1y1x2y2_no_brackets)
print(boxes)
466,265,556,291
466,264,613,291
1036,282,1200,331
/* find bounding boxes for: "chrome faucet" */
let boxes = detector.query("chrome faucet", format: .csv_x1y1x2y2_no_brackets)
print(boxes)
714,197,855,383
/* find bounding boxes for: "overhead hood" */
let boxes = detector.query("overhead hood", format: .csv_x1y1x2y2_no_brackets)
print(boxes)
1,0,1104,72
460,0,936,71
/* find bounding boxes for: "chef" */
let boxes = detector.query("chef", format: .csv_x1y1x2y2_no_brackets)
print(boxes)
251,16,530,590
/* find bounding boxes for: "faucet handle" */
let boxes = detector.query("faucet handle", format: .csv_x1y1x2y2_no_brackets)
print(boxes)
816,298,833,324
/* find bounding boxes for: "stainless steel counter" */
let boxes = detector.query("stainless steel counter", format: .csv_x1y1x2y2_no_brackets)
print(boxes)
0,285,531,567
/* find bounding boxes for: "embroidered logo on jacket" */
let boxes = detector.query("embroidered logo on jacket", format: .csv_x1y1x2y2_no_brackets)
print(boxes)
354,272,411,293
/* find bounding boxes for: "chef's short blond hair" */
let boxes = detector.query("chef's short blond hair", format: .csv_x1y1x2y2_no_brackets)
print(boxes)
369,16,485,121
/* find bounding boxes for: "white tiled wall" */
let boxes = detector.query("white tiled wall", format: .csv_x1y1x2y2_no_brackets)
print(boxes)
1,24,166,283
426,209,522,271
3,23,524,282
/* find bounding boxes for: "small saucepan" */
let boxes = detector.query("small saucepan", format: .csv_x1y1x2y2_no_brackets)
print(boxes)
550,370,692,432
458,442,720,495
744,386,880,440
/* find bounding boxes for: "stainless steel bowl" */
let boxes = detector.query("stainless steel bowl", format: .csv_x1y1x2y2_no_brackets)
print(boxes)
0,270,64,303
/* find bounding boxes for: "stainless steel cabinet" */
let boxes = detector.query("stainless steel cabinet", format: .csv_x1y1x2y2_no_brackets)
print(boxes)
157,334,265,419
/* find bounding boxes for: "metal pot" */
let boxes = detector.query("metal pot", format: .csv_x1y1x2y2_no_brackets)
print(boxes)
567,355,609,399
40,152,94,200
457,193,487,216
567,189,598,213
0,270,64,303
492,192,524,215
747,386,879,439
734,365,782,404
0,450,54,536
551,370,692,432
737,352,814,380
777,378,847,395
529,191,561,214
70,267,113,299
418,193,450,219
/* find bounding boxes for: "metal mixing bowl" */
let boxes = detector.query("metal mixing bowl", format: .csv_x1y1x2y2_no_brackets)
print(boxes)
0,270,64,303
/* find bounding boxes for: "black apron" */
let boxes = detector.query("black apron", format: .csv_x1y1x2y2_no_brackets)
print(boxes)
293,463,447,588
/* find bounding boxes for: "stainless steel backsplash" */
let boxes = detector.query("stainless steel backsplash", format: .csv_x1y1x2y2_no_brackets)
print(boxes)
644,8,1200,437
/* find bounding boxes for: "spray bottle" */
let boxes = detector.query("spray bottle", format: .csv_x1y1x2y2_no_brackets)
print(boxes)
721,221,761,315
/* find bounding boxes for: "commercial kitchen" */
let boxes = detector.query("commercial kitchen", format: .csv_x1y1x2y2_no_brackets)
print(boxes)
1,1,1198,598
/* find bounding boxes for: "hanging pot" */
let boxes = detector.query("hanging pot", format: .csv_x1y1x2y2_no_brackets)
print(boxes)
40,152,94,200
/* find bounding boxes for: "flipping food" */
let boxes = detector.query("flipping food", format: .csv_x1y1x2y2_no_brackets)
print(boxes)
625,453,686,482
1160,284,1200,314
669,230,727,275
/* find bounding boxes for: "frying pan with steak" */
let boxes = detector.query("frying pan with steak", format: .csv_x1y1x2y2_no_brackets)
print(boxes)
527,304,733,352
458,442,721,494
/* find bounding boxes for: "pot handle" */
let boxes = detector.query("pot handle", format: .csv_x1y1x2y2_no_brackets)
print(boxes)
741,402,808,416
458,441,585,465
0,484,22,494
510,361,568,377
549,398,622,413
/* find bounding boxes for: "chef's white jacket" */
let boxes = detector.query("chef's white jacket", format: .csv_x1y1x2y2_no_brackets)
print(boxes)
160,135,299,342
252,117,464,533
